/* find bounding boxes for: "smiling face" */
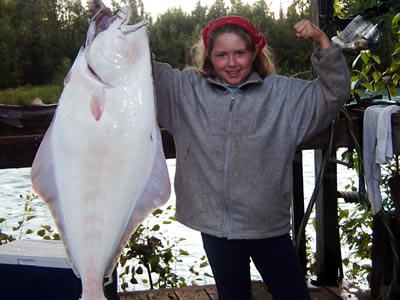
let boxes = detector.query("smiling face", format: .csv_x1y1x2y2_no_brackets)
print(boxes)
210,32,256,86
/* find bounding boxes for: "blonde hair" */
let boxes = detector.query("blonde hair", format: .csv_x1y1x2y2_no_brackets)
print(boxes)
191,24,276,79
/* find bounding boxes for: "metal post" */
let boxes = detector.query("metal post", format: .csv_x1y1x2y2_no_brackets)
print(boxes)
311,0,342,285
292,151,307,273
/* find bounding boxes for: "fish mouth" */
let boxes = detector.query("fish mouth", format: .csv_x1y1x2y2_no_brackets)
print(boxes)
120,19,148,35
86,6,146,47
113,7,148,35
84,7,148,87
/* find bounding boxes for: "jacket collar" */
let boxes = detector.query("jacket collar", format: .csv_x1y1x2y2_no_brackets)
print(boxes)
206,71,263,90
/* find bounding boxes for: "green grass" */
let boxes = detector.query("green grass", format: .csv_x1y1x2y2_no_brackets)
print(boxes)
0,84,63,105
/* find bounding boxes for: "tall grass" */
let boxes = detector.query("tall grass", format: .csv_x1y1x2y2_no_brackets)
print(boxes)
0,84,63,105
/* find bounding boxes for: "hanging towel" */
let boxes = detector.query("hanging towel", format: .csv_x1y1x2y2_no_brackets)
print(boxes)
376,105,400,163
363,105,400,214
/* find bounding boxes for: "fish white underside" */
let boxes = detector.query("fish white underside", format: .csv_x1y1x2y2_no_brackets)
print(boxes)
31,10,170,300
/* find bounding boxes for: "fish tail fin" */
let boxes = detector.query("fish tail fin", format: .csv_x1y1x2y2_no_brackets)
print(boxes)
79,279,108,300
80,295,107,300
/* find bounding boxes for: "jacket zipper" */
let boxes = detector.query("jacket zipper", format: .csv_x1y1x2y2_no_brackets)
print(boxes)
222,92,236,237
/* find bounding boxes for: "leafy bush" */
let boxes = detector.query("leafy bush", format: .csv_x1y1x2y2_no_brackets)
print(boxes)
118,205,212,291
0,194,212,291
0,84,62,105
336,12,400,290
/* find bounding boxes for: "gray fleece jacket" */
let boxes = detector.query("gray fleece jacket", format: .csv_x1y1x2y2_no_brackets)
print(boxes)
153,44,350,239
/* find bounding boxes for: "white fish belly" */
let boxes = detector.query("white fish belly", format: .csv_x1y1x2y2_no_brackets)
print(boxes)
31,16,170,300
55,65,156,273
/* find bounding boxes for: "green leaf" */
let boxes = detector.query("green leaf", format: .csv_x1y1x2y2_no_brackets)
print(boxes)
359,71,369,81
25,229,33,234
362,64,372,74
393,47,400,56
152,209,163,216
353,263,360,273
360,51,369,64
37,229,46,237
361,82,373,91
390,58,400,72
26,216,36,221
149,255,160,266
120,283,128,290
371,55,380,64
0,218,5,223
136,266,143,274
392,13,400,28
152,224,160,231
374,81,385,91
372,72,381,83
130,277,138,284
41,225,51,232
343,258,349,266
199,262,209,268
179,249,189,256
123,266,130,274
388,85,397,98
392,73,400,87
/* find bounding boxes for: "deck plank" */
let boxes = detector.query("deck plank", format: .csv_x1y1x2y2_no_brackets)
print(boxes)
203,285,217,300
147,291,178,300
119,281,373,300
174,287,210,300
251,282,271,299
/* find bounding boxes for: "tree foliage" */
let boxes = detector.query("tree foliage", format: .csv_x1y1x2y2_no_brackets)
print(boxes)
0,0,88,88
0,0,398,90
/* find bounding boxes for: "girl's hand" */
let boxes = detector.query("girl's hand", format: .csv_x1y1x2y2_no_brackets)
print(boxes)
294,19,331,50
88,0,111,21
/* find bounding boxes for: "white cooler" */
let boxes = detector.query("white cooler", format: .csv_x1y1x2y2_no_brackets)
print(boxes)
0,239,117,300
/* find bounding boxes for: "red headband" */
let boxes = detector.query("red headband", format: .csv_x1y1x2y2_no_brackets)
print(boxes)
202,16,266,54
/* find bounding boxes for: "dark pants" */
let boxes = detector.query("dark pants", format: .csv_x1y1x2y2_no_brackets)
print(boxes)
201,233,311,300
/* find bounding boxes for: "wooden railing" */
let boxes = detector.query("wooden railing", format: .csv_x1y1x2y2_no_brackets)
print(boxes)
1,103,399,295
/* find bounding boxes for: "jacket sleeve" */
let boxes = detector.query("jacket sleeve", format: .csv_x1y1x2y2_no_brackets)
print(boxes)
285,43,351,145
152,60,183,135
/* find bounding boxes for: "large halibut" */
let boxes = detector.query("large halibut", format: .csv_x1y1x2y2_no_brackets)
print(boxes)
31,7,171,300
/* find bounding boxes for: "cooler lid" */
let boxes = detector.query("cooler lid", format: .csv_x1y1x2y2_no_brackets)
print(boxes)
0,239,71,269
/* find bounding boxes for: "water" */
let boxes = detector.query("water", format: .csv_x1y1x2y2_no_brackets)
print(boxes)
0,150,363,291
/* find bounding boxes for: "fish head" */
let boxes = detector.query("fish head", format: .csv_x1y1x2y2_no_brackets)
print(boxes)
85,7,150,86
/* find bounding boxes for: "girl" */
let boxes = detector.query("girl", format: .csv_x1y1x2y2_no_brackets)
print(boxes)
152,16,349,300
89,3,350,299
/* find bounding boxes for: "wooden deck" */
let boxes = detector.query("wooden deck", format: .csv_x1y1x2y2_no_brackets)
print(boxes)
118,281,373,300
